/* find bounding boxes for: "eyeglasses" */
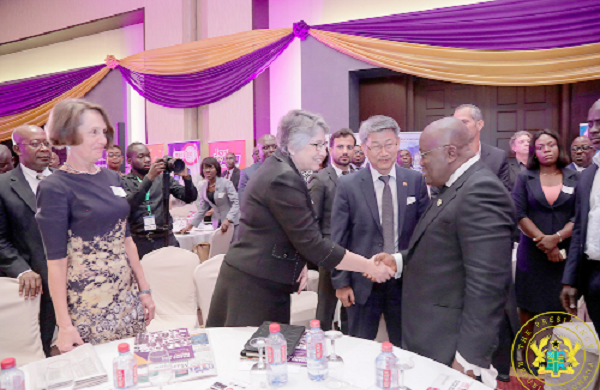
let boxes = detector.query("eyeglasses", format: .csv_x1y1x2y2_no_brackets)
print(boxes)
19,141,51,149
365,142,398,154
418,145,450,159
108,153,122,158
572,145,592,152
309,143,327,151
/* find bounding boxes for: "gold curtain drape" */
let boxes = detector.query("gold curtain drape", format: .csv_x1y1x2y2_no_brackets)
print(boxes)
310,30,600,86
0,67,110,141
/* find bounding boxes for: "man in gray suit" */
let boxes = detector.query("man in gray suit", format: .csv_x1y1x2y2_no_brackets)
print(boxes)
371,117,514,387
238,134,277,203
308,128,356,331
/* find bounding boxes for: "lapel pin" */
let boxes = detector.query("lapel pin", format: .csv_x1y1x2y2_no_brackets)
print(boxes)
403,182,407,186
437,199,442,206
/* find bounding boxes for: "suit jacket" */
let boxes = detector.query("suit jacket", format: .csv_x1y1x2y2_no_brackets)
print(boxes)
508,157,527,191
225,149,346,287
223,167,240,191
307,165,338,238
191,177,240,226
330,165,430,305
401,160,515,367
480,143,510,191
238,162,262,206
0,166,49,289
563,164,598,287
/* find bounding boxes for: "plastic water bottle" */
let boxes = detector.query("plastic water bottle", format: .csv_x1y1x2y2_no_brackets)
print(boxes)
113,343,138,390
0,358,25,390
266,323,288,386
306,319,328,381
375,342,399,390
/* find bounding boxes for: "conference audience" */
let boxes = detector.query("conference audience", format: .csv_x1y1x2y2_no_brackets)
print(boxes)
238,134,277,202
453,104,510,190
562,99,600,335
508,130,531,189
50,151,61,169
331,116,429,346
308,128,356,331
512,130,577,325
352,144,365,169
397,149,413,169
0,144,14,174
121,142,198,259
181,157,239,237
567,136,594,172
0,125,54,356
107,144,124,176
222,152,240,191
36,99,155,352
206,109,395,328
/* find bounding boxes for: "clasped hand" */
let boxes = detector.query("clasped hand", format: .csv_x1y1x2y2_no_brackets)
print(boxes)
364,253,397,283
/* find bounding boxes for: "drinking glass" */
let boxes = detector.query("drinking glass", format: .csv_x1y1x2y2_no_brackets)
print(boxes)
249,337,268,388
396,356,415,390
148,350,173,390
46,360,74,390
325,330,347,389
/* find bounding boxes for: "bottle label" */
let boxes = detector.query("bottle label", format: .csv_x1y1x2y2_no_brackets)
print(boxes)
117,369,125,388
133,364,138,385
267,346,274,364
316,342,323,360
281,344,287,362
383,369,391,389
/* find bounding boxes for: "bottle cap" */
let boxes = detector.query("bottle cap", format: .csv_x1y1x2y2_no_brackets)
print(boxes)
1,358,16,369
382,342,393,352
310,319,320,329
118,343,130,353
269,323,280,333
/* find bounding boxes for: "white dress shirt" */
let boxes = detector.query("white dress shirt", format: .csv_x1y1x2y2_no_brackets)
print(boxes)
331,163,351,178
585,154,600,260
20,163,51,194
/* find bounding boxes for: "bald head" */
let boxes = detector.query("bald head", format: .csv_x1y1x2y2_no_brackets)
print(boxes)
0,144,14,174
570,136,594,168
257,134,277,161
589,99,600,151
419,117,476,187
12,125,51,172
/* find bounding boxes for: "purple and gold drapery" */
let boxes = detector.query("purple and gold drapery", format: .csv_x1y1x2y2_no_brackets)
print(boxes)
2,0,600,140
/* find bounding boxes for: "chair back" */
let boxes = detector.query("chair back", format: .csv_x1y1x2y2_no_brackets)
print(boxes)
290,291,318,328
193,254,225,324
141,247,200,331
208,227,233,258
0,278,45,365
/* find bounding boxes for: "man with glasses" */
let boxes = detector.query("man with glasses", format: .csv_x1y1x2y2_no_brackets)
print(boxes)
0,125,55,356
331,115,429,346
352,145,365,169
567,136,595,172
107,144,124,176
238,134,277,203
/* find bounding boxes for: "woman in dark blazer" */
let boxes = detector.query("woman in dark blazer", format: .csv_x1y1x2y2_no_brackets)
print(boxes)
512,130,578,325
206,110,395,327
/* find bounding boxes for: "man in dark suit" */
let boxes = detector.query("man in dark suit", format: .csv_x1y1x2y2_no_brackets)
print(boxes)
0,144,14,174
508,130,531,189
308,128,356,331
223,152,241,191
562,99,600,334
0,125,55,356
238,134,277,202
372,117,514,387
566,135,595,172
351,144,365,170
454,104,510,190
331,116,429,346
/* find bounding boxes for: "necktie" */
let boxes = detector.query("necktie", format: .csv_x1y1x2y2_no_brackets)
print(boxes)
342,170,349,175
379,176,395,254
36,174,45,181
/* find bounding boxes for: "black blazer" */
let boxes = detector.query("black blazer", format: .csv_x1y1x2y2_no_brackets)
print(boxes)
225,149,346,287
401,160,515,368
224,167,240,191
0,166,50,290
508,157,526,191
308,165,338,238
481,143,510,191
563,164,598,287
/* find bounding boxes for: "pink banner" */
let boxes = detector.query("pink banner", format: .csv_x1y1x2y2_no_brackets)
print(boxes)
167,140,201,177
208,140,246,172
146,143,166,161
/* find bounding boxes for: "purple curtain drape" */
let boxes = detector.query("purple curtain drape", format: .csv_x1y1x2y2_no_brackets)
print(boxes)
0,64,105,117
314,0,600,50
119,33,295,109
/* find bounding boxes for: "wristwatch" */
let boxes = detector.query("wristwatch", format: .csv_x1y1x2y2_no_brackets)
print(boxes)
139,289,152,295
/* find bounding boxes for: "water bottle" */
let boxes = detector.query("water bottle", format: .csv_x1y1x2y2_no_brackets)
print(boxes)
266,323,288,386
375,342,398,390
306,319,328,381
113,343,138,390
0,358,25,390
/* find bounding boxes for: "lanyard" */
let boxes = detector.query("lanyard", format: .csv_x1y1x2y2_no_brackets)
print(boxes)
136,177,152,215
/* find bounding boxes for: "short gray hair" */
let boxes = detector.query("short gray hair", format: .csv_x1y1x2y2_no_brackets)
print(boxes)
455,104,483,122
276,109,329,152
509,130,532,148
358,115,400,144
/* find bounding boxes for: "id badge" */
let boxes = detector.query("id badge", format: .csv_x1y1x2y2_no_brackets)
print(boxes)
143,215,157,231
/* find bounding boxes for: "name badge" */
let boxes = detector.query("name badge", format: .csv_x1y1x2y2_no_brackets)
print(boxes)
111,186,127,197
144,216,157,231
562,186,574,195
217,192,225,199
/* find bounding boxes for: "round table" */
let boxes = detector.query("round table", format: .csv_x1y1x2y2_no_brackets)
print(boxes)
25,328,491,390
175,226,216,251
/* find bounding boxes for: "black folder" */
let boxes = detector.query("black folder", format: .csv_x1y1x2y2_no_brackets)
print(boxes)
240,321,306,358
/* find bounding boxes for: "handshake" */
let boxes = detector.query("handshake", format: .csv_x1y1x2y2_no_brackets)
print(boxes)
365,253,398,283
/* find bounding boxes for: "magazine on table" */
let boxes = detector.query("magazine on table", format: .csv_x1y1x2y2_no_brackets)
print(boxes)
134,327,217,386
427,374,472,390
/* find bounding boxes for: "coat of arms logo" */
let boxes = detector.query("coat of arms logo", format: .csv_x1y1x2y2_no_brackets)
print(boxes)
530,335,580,377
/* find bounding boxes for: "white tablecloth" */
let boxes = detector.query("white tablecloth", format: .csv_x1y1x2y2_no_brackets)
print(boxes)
175,226,216,251
24,328,491,390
